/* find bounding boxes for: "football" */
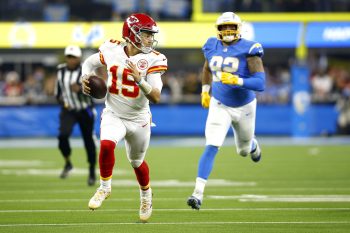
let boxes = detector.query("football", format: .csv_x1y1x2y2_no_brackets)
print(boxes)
87,75,107,99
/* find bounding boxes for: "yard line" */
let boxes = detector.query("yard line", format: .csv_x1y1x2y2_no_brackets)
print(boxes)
1,221,350,227
1,187,350,194
1,208,350,213
208,194,350,202
0,197,184,203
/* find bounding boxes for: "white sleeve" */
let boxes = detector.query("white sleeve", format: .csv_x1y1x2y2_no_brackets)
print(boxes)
146,72,163,92
82,53,104,76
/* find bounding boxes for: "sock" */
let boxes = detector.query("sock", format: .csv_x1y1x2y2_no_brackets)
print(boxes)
193,177,207,200
250,138,261,157
134,161,150,190
100,178,111,190
99,140,116,181
197,145,219,180
250,139,257,153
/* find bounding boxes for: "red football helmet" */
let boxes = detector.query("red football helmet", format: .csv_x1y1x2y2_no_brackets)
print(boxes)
122,13,159,53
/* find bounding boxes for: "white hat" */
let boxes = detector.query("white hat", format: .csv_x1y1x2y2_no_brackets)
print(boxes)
64,45,82,57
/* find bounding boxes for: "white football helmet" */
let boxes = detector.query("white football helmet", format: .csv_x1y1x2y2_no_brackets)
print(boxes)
216,12,242,43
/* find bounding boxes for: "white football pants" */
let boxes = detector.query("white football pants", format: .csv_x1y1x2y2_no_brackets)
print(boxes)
100,108,151,168
205,97,257,156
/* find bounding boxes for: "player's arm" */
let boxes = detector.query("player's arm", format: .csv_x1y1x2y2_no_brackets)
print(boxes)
54,67,63,104
201,60,212,108
244,56,265,91
81,52,105,95
221,43,265,92
127,60,162,104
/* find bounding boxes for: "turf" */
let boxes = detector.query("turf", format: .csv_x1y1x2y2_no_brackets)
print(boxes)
0,144,350,233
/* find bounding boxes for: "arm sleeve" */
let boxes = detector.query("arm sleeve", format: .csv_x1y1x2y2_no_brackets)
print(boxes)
242,72,265,92
82,53,104,76
146,72,163,92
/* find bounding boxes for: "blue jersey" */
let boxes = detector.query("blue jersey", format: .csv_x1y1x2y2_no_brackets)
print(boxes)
203,37,264,107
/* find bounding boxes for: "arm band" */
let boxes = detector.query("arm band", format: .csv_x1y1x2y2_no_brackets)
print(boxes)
137,78,153,95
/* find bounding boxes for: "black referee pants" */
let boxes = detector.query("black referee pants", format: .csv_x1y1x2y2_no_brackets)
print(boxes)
58,107,96,168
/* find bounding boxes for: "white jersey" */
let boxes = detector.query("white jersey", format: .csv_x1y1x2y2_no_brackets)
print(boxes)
99,39,167,120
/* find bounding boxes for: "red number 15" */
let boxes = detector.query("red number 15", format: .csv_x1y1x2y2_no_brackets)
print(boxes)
109,65,140,98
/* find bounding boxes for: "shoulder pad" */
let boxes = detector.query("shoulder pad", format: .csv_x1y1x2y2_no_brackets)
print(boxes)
248,42,264,57
99,39,121,52
146,53,167,75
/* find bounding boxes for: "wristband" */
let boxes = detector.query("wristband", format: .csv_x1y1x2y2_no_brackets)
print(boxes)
137,78,152,95
202,84,210,93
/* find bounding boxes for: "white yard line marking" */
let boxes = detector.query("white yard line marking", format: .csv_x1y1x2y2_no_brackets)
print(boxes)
0,160,51,167
208,195,350,202
3,194,350,203
0,168,129,176
1,221,349,227
1,187,350,194
0,198,184,203
1,208,350,213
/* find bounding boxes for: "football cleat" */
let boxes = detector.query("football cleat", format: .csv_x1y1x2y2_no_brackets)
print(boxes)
87,175,96,186
139,188,152,222
59,162,73,179
187,196,202,210
87,166,96,186
88,187,111,210
250,138,261,162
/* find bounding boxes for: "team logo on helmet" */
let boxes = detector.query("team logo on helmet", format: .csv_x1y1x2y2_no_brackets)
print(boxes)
126,15,139,26
137,59,148,70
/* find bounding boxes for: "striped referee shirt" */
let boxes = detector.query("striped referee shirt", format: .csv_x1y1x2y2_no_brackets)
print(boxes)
55,63,93,111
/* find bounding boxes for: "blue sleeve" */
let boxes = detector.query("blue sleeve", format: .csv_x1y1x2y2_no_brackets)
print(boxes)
202,37,216,59
242,72,265,92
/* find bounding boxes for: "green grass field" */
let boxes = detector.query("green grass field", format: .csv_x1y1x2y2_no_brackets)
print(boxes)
1,143,350,233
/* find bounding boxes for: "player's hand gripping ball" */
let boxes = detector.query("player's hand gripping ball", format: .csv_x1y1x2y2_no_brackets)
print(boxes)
82,74,107,99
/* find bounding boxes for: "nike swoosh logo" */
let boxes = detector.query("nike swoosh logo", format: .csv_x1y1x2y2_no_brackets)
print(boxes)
142,123,149,127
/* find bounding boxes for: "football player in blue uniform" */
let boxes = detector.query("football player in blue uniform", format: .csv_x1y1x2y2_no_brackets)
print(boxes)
187,12,265,210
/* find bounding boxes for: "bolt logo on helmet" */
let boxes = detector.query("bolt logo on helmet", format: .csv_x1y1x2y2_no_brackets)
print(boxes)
216,12,242,43
123,13,159,54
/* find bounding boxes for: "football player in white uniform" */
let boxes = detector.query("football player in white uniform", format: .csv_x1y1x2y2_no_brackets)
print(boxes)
187,12,265,210
81,13,167,222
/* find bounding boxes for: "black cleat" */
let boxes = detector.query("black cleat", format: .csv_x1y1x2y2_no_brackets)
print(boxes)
88,166,96,186
187,196,202,210
251,152,261,162
87,175,96,186
60,163,73,179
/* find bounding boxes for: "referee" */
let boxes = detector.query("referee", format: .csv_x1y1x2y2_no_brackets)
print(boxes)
55,45,97,186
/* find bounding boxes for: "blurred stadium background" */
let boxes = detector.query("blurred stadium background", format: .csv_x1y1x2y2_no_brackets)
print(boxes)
1,0,350,137
1,1,350,232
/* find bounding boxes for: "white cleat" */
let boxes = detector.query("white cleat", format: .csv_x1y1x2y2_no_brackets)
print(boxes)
88,187,111,210
139,188,152,222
